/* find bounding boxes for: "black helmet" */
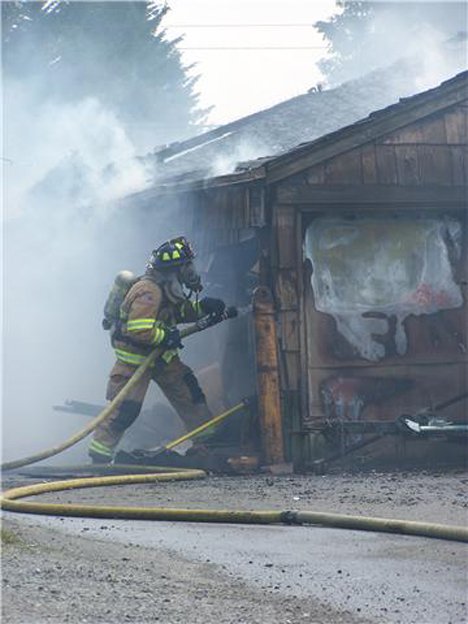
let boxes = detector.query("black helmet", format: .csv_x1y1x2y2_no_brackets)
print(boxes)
148,236,196,270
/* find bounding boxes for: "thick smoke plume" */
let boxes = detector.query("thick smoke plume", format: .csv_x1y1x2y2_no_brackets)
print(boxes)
2,94,152,462
1,5,192,463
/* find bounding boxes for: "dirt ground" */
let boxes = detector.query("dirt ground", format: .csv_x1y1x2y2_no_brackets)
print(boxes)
2,468,468,623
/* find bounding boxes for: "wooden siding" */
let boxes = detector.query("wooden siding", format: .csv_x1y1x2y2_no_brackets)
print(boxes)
266,77,468,184
272,102,468,435
193,183,266,254
275,104,468,192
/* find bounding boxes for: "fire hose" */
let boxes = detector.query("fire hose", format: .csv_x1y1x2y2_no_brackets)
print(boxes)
2,309,467,543
2,469,467,542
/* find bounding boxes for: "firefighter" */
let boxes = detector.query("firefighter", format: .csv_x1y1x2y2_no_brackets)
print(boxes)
88,236,225,464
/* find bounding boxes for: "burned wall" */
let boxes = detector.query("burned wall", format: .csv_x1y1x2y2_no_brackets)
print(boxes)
272,102,467,448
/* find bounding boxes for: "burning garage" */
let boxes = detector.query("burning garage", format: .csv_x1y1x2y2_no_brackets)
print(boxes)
113,70,468,472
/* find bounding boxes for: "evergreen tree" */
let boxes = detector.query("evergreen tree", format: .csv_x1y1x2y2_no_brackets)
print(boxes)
2,1,209,148
315,1,467,86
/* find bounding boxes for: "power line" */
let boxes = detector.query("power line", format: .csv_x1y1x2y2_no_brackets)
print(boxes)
166,24,316,28
179,46,327,50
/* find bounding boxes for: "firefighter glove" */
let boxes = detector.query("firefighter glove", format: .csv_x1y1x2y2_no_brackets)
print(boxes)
200,297,226,318
162,327,183,349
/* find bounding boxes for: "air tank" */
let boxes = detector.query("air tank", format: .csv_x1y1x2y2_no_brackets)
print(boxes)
102,270,137,330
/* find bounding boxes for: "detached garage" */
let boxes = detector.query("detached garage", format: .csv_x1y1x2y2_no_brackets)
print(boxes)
125,71,467,471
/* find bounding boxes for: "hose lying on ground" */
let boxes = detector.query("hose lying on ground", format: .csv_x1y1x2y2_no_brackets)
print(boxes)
2,469,467,543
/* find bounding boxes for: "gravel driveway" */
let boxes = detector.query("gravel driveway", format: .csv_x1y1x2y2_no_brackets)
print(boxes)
2,469,467,623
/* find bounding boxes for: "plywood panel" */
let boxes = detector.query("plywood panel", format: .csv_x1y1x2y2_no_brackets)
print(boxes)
394,145,420,185
280,310,300,352
324,151,362,184
247,185,265,227
444,107,468,143
381,106,468,146
451,146,467,185
465,144,468,185
276,269,299,310
382,123,423,144
281,351,301,391
306,164,325,184
418,115,447,142
417,145,452,185
376,145,398,184
361,144,378,184
275,205,297,269
276,184,466,205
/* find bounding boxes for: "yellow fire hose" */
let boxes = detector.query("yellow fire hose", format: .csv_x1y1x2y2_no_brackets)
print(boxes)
2,314,467,543
2,471,467,542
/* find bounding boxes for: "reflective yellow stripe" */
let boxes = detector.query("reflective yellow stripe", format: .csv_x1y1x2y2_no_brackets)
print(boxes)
179,301,190,319
88,440,113,457
179,300,201,320
127,318,155,331
114,348,147,365
115,346,175,365
152,327,165,345
162,349,177,363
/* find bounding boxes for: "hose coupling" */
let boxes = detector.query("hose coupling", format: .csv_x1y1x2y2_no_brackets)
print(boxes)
280,510,300,525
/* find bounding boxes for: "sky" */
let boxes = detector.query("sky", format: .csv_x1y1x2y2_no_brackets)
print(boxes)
162,0,337,125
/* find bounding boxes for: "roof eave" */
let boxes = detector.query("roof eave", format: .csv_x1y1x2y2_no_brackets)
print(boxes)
123,165,266,205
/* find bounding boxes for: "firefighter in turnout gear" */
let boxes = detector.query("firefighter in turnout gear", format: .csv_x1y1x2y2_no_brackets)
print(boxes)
88,236,226,464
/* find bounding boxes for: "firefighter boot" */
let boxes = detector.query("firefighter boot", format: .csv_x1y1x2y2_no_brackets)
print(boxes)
88,439,114,464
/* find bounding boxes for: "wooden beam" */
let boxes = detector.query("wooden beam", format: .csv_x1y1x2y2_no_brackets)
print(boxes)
276,184,467,207
253,286,285,466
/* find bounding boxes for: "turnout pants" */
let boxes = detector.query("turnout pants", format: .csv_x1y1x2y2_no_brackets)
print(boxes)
90,356,212,458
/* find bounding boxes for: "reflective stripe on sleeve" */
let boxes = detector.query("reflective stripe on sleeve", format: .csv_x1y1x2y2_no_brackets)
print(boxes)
114,348,147,366
152,322,166,345
127,318,155,331
126,318,166,346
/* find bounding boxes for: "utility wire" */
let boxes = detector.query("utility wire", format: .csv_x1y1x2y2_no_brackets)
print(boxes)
166,24,316,28
179,46,327,50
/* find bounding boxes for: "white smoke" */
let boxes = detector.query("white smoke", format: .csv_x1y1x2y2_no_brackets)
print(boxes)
210,138,268,177
1,75,158,463
319,1,467,92
368,8,466,92
4,82,151,220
